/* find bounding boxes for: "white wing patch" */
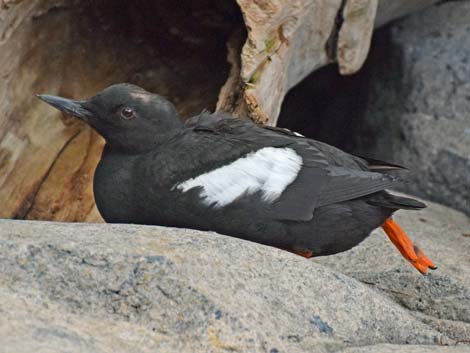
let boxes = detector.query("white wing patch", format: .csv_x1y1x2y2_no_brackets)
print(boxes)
175,147,303,208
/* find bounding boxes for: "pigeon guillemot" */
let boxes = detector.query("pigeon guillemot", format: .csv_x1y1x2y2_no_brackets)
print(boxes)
38,84,436,274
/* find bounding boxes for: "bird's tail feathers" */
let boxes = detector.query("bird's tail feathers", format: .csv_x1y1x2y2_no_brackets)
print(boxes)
368,192,426,210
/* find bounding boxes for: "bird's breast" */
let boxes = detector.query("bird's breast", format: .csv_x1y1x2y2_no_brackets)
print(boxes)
93,151,138,223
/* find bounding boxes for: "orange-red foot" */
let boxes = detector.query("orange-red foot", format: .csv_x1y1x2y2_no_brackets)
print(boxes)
381,218,437,275
283,248,314,258
294,250,314,259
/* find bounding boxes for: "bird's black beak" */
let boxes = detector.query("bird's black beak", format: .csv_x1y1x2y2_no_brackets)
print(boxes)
37,94,92,121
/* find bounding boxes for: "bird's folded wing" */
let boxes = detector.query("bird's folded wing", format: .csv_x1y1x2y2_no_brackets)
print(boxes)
173,113,401,221
272,163,399,221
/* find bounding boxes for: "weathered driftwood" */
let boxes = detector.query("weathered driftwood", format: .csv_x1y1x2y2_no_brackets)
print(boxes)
0,0,438,222
218,0,439,125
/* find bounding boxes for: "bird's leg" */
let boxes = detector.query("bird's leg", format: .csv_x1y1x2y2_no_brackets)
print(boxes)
294,250,314,259
381,218,437,274
413,245,437,269
282,247,314,258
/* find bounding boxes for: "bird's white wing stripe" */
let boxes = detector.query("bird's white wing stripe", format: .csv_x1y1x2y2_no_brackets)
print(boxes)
175,147,302,207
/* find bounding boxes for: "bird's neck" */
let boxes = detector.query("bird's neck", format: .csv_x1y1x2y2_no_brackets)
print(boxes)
105,128,182,154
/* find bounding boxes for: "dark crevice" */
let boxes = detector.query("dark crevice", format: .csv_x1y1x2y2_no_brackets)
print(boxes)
278,25,401,157
437,0,468,5
277,61,370,154
32,0,245,118
325,0,347,61
278,21,470,215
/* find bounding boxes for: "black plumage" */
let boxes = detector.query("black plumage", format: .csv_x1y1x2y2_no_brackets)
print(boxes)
37,84,435,273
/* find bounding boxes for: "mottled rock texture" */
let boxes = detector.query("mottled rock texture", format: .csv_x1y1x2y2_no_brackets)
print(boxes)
338,345,470,353
352,1,470,215
1,197,469,352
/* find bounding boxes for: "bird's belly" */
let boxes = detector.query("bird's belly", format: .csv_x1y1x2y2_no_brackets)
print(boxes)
290,199,393,256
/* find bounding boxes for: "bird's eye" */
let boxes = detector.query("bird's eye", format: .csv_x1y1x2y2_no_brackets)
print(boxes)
121,107,135,120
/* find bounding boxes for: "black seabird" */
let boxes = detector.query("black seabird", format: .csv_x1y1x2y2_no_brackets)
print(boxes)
37,83,436,274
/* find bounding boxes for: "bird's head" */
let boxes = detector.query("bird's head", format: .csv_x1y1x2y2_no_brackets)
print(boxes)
37,83,183,153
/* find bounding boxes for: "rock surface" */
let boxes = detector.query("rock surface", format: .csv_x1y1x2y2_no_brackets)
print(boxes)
315,196,470,346
1,196,469,352
337,345,470,353
352,1,470,215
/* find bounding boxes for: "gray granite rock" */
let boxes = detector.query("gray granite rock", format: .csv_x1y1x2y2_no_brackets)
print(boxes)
395,114,470,228
1,196,469,352
337,344,470,353
354,1,470,214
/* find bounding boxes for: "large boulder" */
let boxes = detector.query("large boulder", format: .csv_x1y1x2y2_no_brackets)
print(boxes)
352,1,470,215
1,196,469,352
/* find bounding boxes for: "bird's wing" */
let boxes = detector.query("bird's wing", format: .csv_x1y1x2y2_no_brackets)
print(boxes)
160,112,400,221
